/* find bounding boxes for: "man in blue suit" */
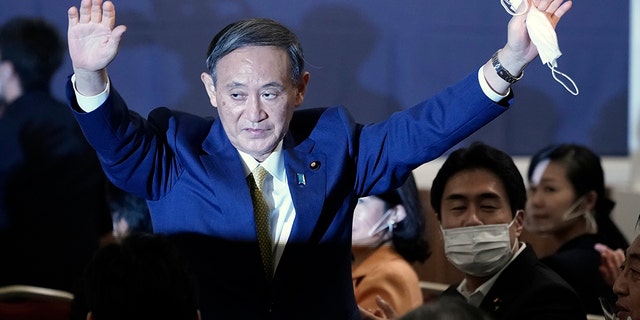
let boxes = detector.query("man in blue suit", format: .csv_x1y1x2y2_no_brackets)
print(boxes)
65,0,572,319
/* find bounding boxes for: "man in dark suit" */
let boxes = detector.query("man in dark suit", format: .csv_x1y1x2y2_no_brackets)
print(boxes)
431,142,586,320
65,0,573,319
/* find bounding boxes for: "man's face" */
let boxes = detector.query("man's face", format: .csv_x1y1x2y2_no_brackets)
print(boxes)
439,168,522,241
613,235,640,320
201,46,309,162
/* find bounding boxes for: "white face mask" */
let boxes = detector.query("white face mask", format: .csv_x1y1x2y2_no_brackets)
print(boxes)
352,208,394,246
500,0,579,95
525,195,592,233
441,216,518,277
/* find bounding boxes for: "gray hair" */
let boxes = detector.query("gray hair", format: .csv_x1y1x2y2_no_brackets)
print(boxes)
205,18,305,86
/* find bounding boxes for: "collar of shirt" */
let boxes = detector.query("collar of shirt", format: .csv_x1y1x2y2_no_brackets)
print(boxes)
238,141,286,184
457,242,527,307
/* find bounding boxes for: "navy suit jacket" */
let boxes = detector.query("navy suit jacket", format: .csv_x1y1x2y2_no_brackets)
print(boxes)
68,72,509,319
442,245,587,320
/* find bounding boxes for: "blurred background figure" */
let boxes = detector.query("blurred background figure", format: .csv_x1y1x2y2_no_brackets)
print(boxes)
0,16,112,292
106,182,152,240
610,219,640,320
352,173,430,317
75,233,201,320
524,143,628,315
399,297,494,320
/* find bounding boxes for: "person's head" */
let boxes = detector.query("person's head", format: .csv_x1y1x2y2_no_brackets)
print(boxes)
612,230,640,320
0,17,64,104
430,142,525,278
525,144,626,247
352,173,430,263
399,297,494,320
82,233,200,320
200,18,310,162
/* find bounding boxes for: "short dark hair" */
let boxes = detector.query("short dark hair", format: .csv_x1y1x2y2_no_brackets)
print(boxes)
205,18,305,86
82,233,199,320
430,142,526,219
376,173,430,263
0,17,64,91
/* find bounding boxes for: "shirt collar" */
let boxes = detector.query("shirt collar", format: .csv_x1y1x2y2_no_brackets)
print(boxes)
457,242,527,305
238,141,286,183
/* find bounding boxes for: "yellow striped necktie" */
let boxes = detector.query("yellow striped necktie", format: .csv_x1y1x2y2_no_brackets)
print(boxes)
247,166,273,279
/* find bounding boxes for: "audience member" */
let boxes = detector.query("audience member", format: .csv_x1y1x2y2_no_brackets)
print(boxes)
65,0,572,318
611,223,640,320
77,233,200,320
431,142,585,320
0,16,112,292
524,143,626,314
106,182,152,240
353,173,429,316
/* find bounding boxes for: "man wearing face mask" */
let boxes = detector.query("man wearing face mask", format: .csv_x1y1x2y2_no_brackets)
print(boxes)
430,142,585,320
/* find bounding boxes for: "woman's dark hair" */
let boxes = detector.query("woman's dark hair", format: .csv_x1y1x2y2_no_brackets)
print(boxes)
377,173,430,263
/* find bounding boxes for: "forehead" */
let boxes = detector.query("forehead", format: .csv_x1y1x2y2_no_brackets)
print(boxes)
443,169,508,201
628,236,640,258
533,160,569,184
216,46,289,79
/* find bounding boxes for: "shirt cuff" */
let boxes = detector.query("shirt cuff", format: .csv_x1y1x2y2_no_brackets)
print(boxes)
71,74,110,112
478,66,509,103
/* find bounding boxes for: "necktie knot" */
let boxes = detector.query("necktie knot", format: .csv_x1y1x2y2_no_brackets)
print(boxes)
250,166,269,191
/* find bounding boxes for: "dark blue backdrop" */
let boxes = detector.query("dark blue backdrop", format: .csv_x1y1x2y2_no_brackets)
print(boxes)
1,0,629,155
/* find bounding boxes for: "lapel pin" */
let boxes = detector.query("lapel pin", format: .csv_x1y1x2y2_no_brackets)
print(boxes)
309,161,320,170
296,173,306,185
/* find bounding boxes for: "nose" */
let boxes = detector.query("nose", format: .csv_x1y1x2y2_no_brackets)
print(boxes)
613,269,628,296
461,207,483,227
245,94,264,123
527,188,543,209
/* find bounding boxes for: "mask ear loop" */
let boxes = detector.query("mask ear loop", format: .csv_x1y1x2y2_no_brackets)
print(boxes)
367,208,395,236
548,63,579,95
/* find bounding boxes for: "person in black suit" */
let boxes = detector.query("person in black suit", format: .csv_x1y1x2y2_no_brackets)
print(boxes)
430,142,586,320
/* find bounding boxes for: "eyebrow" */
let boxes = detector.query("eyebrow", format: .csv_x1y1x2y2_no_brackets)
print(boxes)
444,192,501,201
225,81,285,90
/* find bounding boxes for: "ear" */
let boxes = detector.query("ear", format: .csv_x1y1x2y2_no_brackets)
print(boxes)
294,72,310,107
391,204,407,223
582,190,598,211
201,72,218,108
513,209,524,238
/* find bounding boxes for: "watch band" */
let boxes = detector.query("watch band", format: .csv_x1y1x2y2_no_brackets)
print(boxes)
491,49,523,84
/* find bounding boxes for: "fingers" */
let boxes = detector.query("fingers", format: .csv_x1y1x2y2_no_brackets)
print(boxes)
102,1,116,30
68,6,79,27
78,0,92,23
91,0,103,24
75,0,106,24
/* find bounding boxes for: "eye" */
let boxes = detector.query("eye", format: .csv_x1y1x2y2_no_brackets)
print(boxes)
262,92,277,100
230,93,247,101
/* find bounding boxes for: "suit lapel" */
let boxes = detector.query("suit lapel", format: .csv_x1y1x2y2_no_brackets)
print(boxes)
283,134,326,244
200,121,257,239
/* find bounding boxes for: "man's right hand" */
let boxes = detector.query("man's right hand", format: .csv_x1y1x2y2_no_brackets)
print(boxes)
67,0,126,95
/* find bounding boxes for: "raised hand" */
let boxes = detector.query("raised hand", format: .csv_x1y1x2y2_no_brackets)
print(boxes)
67,0,126,95
505,0,573,65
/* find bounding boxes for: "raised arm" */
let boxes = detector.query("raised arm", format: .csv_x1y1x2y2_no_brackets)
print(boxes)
483,0,572,95
67,0,126,96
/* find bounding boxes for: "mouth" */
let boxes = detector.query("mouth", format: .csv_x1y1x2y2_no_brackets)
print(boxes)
615,303,631,320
